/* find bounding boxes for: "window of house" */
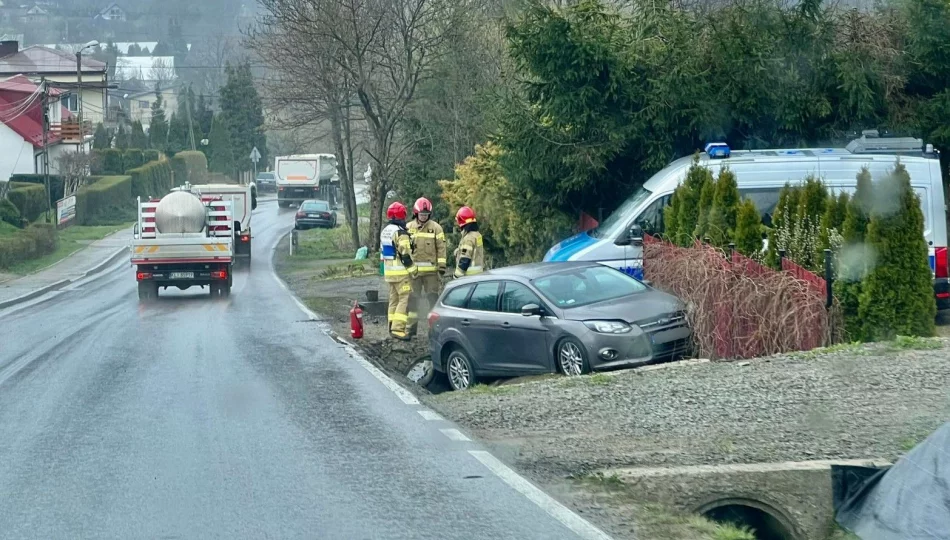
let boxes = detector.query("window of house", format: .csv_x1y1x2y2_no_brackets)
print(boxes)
138,100,149,109
62,93,78,112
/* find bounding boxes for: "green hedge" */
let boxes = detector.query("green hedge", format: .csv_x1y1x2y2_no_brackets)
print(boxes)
76,175,134,225
0,223,57,269
8,182,48,222
128,160,173,200
92,148,156,175
171,150,209,186
9,174,64,206
0,198,22,227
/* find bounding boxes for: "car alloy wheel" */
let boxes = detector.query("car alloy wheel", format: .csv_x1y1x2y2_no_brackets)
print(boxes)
446,350,474,391
558,339,588,376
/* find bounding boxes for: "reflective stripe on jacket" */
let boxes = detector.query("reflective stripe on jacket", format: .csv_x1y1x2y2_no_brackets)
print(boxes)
453,230,484,278
381,223,416,282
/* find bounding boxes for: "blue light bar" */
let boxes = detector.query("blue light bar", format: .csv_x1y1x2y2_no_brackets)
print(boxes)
705,142,730,159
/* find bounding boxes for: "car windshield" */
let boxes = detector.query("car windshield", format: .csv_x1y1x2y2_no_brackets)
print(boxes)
589,187,652,239
301,201,329,211
531,266,647,308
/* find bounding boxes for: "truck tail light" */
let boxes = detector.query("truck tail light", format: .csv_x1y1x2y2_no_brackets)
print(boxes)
278,186,284,191
211,270,228,280
427,311,440,329
241,235,250,242
296,211,305,218
136,272,152,281
936,247,949,279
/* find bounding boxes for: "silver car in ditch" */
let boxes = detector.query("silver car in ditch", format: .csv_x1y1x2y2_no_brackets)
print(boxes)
427,261,692,391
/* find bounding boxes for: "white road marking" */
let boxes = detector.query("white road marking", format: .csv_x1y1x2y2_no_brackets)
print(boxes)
418,410,443,421
440,428,470,442
469,450,614,540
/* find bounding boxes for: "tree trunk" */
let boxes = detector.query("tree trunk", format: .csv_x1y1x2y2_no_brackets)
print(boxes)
329,104,360,250
342,104,359,246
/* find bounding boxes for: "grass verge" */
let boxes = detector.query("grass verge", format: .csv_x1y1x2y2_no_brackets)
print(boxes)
5,223,132,275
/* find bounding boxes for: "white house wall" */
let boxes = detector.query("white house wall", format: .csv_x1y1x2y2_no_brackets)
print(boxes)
0,123,38,178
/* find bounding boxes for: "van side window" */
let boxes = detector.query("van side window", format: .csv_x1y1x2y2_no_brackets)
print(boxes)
634,195,671,237
739,188,782,227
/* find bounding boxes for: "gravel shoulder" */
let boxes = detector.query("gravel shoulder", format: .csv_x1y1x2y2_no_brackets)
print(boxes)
428,340,950,481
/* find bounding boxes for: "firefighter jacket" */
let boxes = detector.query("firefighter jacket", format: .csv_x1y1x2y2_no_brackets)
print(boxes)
381,223,417,283
407,219,447,273
453,230,484,278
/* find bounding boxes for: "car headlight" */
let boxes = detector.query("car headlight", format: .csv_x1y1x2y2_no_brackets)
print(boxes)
584,320,632,334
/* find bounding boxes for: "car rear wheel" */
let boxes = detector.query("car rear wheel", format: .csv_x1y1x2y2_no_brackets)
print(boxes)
558,337,590,376
446,348,476,391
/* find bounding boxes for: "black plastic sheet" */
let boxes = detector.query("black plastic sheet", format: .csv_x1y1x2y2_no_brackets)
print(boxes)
834,422,950,539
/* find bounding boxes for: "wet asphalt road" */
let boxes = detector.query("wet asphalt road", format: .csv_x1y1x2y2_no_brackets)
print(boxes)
0,199,588,540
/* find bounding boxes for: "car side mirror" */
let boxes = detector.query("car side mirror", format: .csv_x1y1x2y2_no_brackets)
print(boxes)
521,303,543,317
614,224,644,247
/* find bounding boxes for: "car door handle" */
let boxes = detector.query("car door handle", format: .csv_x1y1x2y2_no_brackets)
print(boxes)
460,319,470,326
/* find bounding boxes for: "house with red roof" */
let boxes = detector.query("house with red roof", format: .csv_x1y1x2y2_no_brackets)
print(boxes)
0,74,88,181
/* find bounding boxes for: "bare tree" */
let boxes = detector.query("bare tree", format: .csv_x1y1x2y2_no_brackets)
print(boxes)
184,35,241,96
58,151,96,197
150,58,177,86
250,0,469,252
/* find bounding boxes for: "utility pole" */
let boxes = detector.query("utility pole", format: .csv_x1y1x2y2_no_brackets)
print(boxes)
185,90,196,151
76,50,83,149
41,78,51,222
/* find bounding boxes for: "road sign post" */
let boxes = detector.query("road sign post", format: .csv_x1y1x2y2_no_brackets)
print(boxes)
250,147,261,180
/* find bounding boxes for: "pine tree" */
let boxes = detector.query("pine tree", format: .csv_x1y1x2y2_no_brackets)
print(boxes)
673,184,697,247
836,168,874,339
130,121,148,149
767,183,802,267
93,123,110,149
734,198,763,257
148,85,169,152
663,189,681,243
195,93,213,137
167,113,187,153
706,167,740,246
208,114,235,175
114,125,129,149
857,163,936,340
693,173,716,241
218,62,268,175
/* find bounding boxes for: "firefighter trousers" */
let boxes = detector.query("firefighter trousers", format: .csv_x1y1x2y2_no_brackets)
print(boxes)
388,278,413,339
408,273,442,335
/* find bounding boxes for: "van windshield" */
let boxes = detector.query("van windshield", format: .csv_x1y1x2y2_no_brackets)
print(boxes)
589,187,652,239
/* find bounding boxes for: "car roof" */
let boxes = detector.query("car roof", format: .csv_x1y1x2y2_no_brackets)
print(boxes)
300,199,329,205
478,261,602,280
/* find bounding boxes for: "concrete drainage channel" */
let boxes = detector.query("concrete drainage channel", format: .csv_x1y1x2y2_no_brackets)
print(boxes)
605,458,891,539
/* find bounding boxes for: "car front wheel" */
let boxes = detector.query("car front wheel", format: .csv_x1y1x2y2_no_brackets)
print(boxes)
445,348,476,391
558,337,590,376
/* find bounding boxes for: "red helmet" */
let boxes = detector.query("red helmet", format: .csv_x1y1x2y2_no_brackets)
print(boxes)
455,206,476,227
413,197,432,215
387,202,407,221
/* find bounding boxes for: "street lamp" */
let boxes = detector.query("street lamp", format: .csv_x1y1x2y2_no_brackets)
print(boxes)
76,40,99,150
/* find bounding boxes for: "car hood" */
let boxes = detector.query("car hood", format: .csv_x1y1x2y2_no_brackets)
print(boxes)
560,290,683,324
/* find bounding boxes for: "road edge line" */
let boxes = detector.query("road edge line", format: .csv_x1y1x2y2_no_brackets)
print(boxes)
469,450,615,540
80,246,129,280
270,231,420,406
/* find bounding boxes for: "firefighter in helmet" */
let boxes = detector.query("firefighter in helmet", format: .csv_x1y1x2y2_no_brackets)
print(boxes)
453,206,484,278
380,202,417,341
406,197,446,335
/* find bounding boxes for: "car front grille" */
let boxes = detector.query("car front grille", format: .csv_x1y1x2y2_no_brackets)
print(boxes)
635,310,687,330
652,338,691,362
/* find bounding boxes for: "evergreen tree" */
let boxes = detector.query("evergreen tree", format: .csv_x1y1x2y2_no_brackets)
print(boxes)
857,163,936,340
842,167,872,243
167,113,188,153
208,114,235,175
93,123,110,149
693,173,716,241
836,168,874,339
734,198,763,257
130,121,148,149
195,93,213,137
706,167,740,246
663,189,681,242
767,183,802,267
148,85,169,151
218,62,268,174
115,125,129,149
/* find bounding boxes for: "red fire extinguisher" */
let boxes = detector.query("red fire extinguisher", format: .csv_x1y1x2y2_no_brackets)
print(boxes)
350,300,364,339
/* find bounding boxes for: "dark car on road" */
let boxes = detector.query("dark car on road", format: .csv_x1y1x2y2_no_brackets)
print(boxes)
427,261,692,391
256,172,277,192
294,199,337,229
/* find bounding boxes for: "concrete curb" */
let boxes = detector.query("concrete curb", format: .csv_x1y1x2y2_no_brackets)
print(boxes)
0,246,128,311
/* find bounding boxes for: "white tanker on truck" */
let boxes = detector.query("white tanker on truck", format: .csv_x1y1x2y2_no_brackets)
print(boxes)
171,182,257,265
131,190,234,301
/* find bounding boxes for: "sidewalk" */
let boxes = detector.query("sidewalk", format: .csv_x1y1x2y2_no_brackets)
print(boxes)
0,227,132,309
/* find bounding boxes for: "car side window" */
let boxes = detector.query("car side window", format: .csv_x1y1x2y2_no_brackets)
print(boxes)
500,282,543,313
442,284,473,308
633,195,671,237
739,188,782,227
467,282,500,311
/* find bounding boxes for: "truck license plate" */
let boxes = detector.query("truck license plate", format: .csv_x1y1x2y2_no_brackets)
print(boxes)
170,272,194,279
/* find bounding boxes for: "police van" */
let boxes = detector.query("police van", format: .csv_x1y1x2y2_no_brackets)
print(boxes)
542,132,950,309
